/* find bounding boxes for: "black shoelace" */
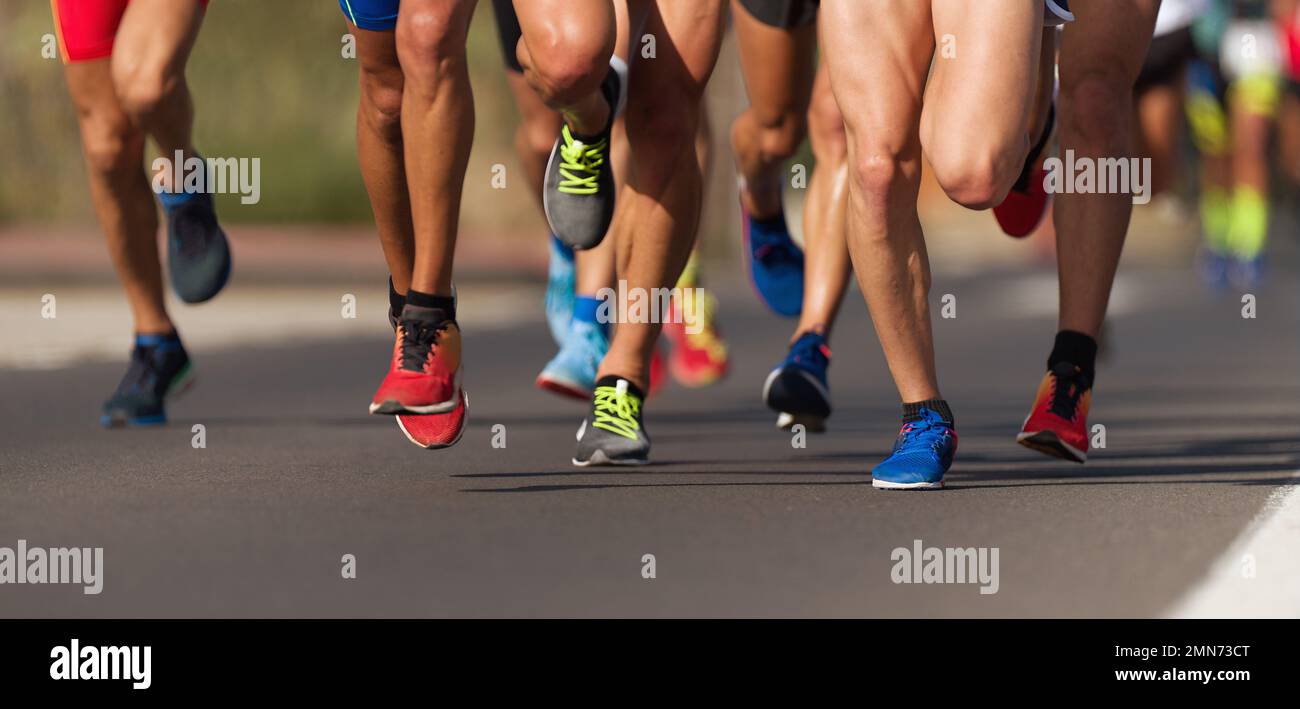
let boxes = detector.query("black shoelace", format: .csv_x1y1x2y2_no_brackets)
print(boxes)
1048,361,1091,420
399,319,448,371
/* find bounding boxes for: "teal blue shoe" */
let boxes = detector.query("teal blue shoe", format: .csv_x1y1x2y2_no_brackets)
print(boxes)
536,319,608,401
544,234,575,347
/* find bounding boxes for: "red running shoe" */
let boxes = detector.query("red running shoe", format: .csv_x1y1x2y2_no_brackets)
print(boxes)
994,104,1055,238
648,346,666,399
662,287,729,388
1017,361,1092,463
370,304,462,415
396,390,469,449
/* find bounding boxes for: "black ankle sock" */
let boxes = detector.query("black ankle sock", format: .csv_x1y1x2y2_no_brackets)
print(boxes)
595,375,644,402
903,399,953,426
1047,330,1098,375
405,289,455,322
388,278,406,319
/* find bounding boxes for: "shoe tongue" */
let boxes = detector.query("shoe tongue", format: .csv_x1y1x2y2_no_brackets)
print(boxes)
401,304,450,326
794,332,827,359
1051,361,1092,388
1051,360,1080,378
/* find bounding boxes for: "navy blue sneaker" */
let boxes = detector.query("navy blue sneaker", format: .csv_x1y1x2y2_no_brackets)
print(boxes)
544,233,576,347
762,331,831,432
164,190,231,304
742,204,804,317
871,408,957,490
101,333,196,427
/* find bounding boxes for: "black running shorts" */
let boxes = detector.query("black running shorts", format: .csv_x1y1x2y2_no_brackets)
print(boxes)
1136,26,1198,93
491,0,524,73
737,0,819,29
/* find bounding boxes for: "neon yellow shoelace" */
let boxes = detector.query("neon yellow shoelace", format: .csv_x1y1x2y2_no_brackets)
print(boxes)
557,125,608,195
591,385,641,440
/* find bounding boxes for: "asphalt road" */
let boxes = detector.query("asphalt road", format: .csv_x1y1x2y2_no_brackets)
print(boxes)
0,257,1296,618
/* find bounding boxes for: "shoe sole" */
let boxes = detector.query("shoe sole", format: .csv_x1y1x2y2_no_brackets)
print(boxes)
1016,429,1087,463
173,225,233,304
572,449,648,467
369,396,460,416
872,478,945,490
762,367,831,422
396,392,469,450
536,374,591,402
775,411,826,433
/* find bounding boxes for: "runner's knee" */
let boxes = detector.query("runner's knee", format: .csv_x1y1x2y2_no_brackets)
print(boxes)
80,112,143,175
111,65,176,122
396,5,470,93
359,71,404,144
744,105,807,163
627,88,700,165
850,145,916,210
929,144,1017,210
1062,69,1133,151
521,19,614,107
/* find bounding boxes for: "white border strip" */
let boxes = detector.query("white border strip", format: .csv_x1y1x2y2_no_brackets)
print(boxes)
1165,474,1300,618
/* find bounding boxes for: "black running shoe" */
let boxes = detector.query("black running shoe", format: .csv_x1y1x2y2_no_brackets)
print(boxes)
166,191,232,304
763,331,832,432
573,377,649,466
101,333,195,427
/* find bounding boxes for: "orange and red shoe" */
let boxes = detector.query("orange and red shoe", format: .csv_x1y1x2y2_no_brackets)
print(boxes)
994,105,1055,238
662,287,729,388
396,391,469,449
370,304,462,415
1016,361,1093,463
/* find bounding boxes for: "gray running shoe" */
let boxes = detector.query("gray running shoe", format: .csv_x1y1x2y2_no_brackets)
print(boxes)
543,65,624,250
573,378,649,466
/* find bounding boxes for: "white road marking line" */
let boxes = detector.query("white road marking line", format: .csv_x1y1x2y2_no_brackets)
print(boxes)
1165,473,1300,618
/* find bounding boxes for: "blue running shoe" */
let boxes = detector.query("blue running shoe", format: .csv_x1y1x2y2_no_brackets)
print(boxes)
871,408,957,490
164,190,232,304
101,333,196,427
742,204,804,318
1198,246,1231,291
1230,254,1266,291
537,319,609,401
544,233,576,347
762,331,831,432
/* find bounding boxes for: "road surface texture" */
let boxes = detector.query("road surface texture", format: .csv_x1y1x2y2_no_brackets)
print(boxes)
0,250,1296,618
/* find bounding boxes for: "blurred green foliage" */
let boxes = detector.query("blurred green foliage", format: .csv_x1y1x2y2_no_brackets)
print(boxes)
0,0,529,226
